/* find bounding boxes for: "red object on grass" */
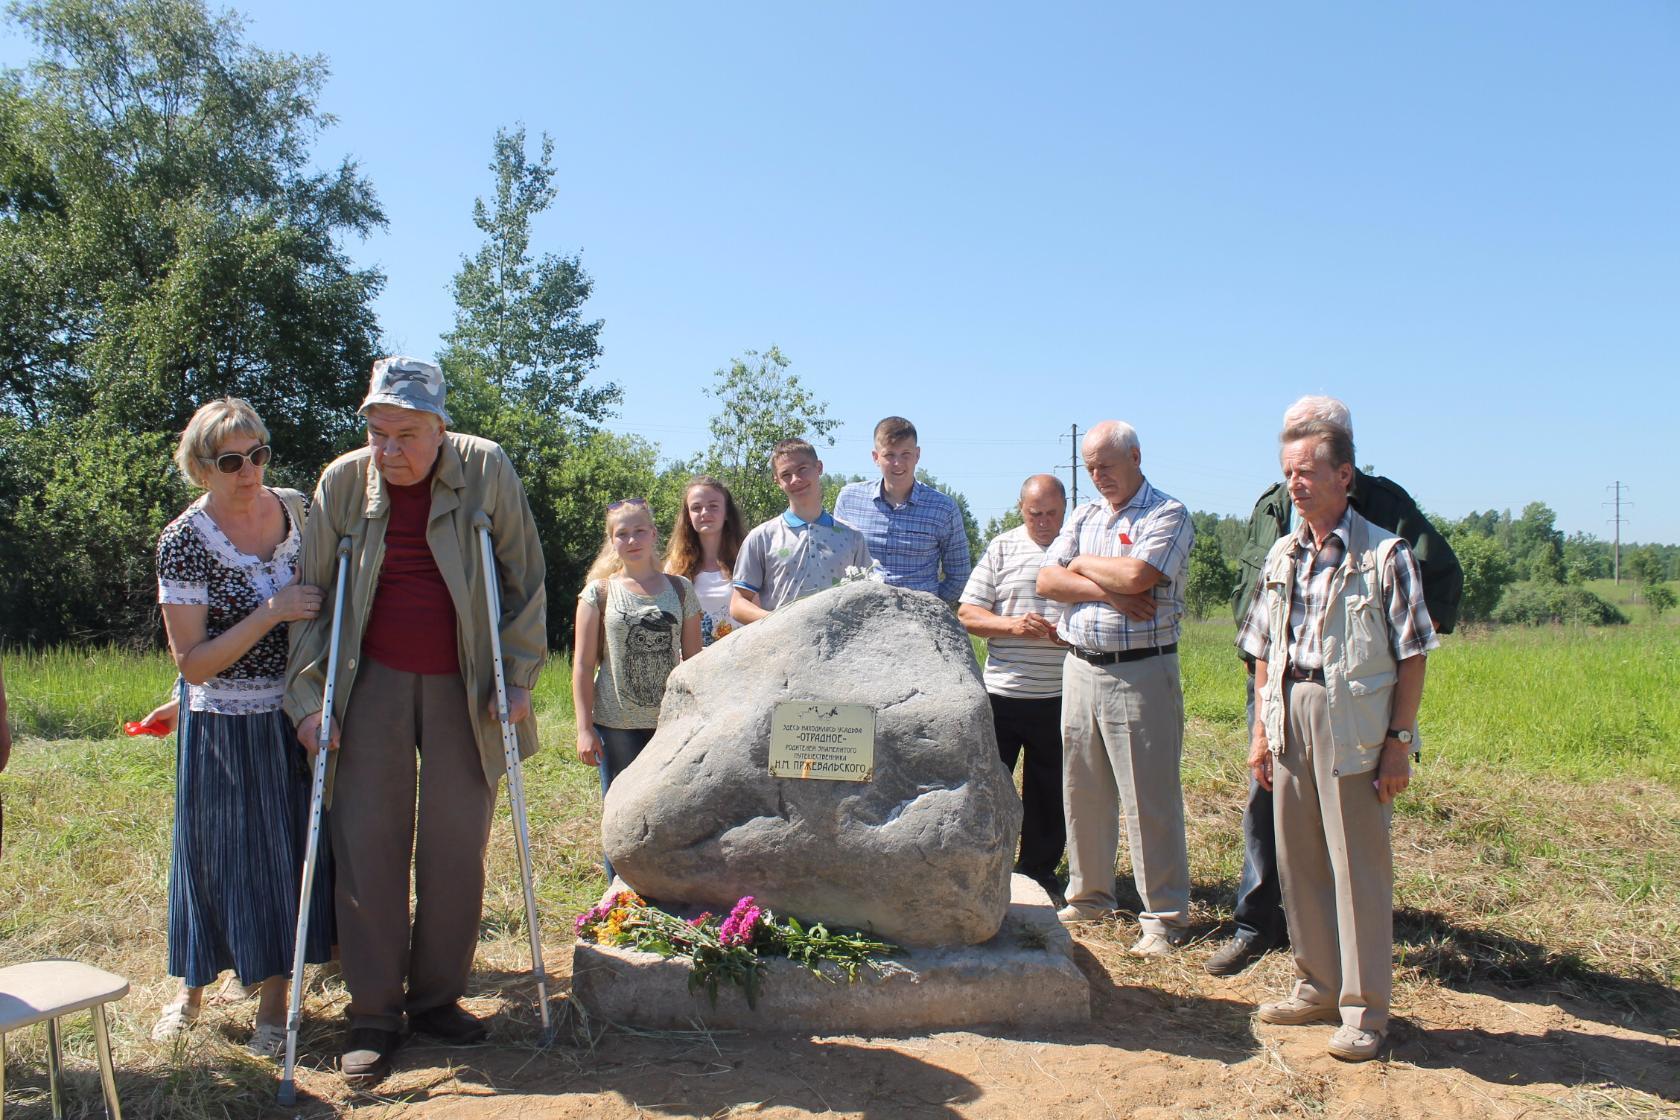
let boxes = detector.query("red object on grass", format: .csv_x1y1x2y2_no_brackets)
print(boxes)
124,720,170,738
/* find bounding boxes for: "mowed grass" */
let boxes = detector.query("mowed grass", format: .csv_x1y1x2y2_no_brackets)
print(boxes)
1,618,1677,1114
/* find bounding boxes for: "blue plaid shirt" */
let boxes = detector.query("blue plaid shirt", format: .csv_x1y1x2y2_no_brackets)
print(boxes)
1043,478,1193,652
834,479,972,601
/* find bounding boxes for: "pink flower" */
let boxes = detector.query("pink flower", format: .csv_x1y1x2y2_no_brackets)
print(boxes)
719,896,762,947
690,912,714,927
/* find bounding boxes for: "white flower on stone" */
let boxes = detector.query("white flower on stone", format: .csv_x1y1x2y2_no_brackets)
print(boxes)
841,565,885,584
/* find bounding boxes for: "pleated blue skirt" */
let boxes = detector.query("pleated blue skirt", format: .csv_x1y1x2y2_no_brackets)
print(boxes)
166,695,334,988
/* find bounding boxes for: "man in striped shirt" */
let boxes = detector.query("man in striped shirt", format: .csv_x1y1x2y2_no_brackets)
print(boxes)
834,417,971,605
959,474,1070,906
1037,421,1195,957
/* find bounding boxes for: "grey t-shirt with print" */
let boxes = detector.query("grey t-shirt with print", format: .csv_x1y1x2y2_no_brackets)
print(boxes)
581,575,700,729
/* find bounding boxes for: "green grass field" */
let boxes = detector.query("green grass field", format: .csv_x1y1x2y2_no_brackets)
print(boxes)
2,618,1677,1115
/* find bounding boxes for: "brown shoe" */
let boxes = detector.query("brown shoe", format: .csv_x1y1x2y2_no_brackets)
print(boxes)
407,1002,489,1044
1257,996,1339,1026
341,1027,400,1084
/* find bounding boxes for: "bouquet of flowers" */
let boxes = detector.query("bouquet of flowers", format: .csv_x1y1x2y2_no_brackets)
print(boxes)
576,891,902,1007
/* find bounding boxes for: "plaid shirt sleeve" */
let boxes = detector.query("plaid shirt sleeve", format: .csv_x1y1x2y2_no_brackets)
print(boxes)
1128,499,1194,585
1235,585,1272,662
936,498,973,601
1382,539,1440,660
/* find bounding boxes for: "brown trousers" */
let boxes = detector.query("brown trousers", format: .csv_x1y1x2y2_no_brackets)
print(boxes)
1274,679,1394,1032
333,659,495,1031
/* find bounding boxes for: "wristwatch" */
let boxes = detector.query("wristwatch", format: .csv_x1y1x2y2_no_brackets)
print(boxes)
1386,728,1414,745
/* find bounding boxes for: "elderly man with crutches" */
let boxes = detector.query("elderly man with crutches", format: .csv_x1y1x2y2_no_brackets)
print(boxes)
283,356,547,1088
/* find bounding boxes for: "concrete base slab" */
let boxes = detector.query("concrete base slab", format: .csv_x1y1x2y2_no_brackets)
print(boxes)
570,874,1090,1033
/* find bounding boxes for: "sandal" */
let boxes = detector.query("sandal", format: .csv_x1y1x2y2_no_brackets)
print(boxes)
247,1021,287,1058
150,999,201,1042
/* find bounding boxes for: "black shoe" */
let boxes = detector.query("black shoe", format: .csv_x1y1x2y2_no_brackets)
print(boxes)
1033,876,1068,909
407,1002,489,1044
341,1027,400,1084
1205,933,1272,977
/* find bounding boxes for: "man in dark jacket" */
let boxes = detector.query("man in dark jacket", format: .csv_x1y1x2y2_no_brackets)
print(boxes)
1206,395,1462,977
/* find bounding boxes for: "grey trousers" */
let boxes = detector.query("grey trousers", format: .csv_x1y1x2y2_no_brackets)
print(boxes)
1273,679,1394,1032
333,659,495,1031
1060,652,1190,937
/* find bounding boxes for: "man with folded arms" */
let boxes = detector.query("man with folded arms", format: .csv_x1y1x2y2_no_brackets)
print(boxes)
1037,421,1193,957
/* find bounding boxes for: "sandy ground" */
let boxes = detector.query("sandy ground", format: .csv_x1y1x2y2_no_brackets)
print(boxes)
254,927,1679,1120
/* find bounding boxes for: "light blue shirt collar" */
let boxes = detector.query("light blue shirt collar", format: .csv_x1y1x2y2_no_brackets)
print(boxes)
782,508,836,528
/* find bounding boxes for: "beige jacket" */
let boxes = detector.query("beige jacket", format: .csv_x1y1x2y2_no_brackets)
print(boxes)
283,433,547,797
1256,510,1413,778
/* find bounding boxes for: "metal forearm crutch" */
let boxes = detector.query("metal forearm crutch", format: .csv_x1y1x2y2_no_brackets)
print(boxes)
278,535,352,1106
472,511,551,1034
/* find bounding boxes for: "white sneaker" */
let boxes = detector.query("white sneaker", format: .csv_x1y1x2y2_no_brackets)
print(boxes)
1129,932,1183,957
1055,902,1110,925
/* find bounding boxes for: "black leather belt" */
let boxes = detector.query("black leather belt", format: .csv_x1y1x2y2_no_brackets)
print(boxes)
1285,666,1325,683
1072,642,1177,666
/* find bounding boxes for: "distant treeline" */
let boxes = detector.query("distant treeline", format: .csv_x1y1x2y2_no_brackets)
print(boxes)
1171,502,1675,627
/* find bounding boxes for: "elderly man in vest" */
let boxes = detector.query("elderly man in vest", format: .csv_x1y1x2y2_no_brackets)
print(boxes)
285,357,546,1085
1237,418,1437,1063
1210,394,1460,978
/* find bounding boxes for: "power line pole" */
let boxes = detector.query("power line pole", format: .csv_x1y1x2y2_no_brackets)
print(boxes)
1605,481,1630,584
1058,423,1080,507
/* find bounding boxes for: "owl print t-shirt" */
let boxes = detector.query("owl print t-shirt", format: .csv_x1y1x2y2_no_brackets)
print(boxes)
582,574,701,729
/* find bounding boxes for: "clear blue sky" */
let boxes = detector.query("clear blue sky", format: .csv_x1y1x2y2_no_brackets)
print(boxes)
5,2,1676,541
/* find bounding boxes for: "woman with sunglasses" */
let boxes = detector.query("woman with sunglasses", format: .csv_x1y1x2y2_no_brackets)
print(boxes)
664,476,747,647
151,397,334,1056
573,497,702,877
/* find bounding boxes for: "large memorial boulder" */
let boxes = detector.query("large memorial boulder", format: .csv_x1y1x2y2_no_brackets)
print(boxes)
601,581,1022,947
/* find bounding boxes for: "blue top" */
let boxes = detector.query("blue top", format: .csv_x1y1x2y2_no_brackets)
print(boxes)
834,479,972,601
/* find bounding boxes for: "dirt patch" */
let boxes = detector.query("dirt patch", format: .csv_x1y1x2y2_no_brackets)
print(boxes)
221,928,1678,1120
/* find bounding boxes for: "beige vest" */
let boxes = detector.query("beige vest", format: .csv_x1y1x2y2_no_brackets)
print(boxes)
1256,510,1415,778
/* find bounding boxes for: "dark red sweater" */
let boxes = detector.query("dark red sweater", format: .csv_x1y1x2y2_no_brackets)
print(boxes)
362,476,460,675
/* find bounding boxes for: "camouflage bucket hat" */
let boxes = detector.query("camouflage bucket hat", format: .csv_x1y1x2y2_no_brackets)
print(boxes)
359,356,450,424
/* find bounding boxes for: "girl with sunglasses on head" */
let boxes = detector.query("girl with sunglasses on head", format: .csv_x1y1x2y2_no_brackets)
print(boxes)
573,498,702,877
664,476,747,647
151,398,334,1056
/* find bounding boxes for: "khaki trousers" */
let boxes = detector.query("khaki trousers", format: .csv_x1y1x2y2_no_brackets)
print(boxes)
333,659,496,1031
1273,680,1393,1032
1060,652,1190,937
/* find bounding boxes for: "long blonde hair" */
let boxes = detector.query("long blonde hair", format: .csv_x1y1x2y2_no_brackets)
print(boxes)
584,499,661,584
665,476,745,581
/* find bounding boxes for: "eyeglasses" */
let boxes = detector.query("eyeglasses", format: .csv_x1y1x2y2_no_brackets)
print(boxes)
607,497,650,511
198,445,272,474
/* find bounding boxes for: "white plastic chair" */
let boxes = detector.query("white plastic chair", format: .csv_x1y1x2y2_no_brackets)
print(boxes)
0,960,127,1120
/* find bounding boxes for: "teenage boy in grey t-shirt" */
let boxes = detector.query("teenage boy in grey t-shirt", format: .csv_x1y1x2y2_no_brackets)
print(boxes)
732,439,873,624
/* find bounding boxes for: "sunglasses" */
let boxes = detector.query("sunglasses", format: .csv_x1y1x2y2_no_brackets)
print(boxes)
607,497,650,511
198,445,272,474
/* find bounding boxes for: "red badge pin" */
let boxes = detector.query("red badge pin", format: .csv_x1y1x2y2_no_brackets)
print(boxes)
1119,532,1133,545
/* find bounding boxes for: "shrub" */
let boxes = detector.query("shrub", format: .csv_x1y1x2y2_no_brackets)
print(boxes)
1491,582,1628,627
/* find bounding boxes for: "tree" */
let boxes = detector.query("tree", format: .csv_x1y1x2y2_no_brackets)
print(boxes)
0,0,384,643
1510,502,1564,583
438,125,615,430
438,126,619,646
702,347,839,525
1185,534,1236,622
983,507,1024,543
1450,531,1517,624
1647,584,1676,619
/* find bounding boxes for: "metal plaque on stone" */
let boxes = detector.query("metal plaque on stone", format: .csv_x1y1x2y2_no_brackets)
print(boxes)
768,702,876,781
